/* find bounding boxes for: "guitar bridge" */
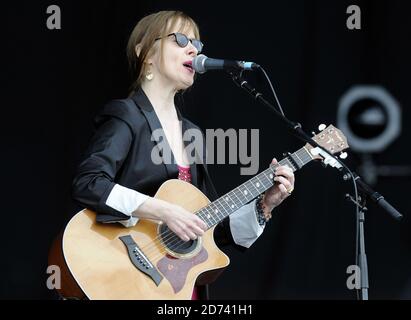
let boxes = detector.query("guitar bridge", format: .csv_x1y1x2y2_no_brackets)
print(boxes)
119,235,163,286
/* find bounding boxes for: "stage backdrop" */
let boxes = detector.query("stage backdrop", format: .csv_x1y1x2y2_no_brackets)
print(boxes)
2,0,410,299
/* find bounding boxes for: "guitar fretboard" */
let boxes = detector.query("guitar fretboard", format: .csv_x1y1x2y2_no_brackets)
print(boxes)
196,146,314,228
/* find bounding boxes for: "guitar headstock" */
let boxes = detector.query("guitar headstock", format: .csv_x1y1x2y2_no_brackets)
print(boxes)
305,125,350,162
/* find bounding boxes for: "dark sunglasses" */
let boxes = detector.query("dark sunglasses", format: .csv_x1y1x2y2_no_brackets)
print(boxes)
155,33,204,53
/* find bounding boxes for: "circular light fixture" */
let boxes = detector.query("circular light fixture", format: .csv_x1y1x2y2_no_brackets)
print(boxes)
338,86,401,153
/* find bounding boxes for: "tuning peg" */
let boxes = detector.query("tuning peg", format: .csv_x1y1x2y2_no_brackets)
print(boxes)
312,131,316,136
318,124,327,132
339,152,348,160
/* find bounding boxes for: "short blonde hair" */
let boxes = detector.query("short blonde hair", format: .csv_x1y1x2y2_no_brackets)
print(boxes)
127,11,200,94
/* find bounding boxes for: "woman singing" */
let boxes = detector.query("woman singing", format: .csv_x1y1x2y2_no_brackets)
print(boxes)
72,10,295,299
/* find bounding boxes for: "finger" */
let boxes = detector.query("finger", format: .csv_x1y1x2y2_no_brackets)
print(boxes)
275,166,294,178
189,223,205,237
274,176,292,190
188,215,207,233
278,184,290,199
177,216,203,237
271,158,278,165
274,172,294,188
182,235,191,242
193,216,208,231
175,221,194,241
275,167,295,185
185,229,198,241
173,226,190,242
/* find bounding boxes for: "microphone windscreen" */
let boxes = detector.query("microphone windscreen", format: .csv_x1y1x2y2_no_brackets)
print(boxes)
192,54,208,74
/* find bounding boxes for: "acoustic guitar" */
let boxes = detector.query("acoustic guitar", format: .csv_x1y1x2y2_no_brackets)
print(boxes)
49,125,348,300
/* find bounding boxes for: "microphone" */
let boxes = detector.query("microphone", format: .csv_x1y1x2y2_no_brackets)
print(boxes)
192,54,260,74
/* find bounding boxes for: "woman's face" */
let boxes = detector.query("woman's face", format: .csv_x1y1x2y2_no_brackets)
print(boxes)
148,25,199,91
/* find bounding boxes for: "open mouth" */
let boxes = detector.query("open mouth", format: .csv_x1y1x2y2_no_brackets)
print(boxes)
183,61,194,73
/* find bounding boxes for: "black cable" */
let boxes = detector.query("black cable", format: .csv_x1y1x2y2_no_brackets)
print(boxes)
258,66,286,117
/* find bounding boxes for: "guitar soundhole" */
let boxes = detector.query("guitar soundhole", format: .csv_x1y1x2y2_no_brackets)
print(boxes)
158,224,199,256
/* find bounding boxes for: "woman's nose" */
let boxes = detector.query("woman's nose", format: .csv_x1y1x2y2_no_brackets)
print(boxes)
186,42,198,56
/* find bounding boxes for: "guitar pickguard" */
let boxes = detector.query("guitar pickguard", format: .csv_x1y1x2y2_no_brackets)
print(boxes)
157,248,208,294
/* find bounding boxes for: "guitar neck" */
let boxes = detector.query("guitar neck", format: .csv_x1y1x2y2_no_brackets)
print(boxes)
197,146,314,229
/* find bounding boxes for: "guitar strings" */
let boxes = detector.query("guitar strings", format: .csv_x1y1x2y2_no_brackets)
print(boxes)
149,149,314,259
139,163,282,258
146,167,284,261
141,154,308,262
139,167,288,261
143,139,338,263
141,176,265,261
139,151,311,262
139,169,277,261
139,153,309,262
144,150,307,255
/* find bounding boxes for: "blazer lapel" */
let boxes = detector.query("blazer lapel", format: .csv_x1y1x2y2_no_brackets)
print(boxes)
131,88,177,179
181,117,199,187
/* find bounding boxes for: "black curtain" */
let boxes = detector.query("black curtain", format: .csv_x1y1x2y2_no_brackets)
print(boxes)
2,0,410,299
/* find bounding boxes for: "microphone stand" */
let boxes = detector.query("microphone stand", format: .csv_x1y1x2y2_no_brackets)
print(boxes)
345,193,369,300
227,69,404,300
342,171,403,300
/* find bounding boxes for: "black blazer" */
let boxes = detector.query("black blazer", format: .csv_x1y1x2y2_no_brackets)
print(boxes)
72,87,234,247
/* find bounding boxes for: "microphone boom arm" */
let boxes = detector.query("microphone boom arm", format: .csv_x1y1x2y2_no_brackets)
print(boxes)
228,69,404,222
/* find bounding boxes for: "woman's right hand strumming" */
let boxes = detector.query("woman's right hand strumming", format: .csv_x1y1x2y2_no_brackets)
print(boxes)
136,198,208,242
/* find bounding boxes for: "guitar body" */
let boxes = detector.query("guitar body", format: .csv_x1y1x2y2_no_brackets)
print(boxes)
49,180,230,300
